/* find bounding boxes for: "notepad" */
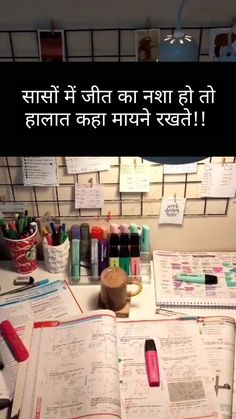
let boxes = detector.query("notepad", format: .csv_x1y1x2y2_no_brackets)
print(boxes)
153,250,236,308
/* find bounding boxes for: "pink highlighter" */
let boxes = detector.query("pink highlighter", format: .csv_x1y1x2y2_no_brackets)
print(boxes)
0,320,29,362
145,339,160,387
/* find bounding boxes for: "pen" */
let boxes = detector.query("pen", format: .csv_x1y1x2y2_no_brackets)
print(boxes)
0,320,29,362
145,339,160,387
0,279,49,296
99,239,109,274
176,273,218,284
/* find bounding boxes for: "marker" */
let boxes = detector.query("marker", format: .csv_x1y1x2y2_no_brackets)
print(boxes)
145,339,160,387
71,225,80,282
176,273,218,284
141,225,150,252
80,223,90,266
99,239,109,274
0,320,29,362
119,233,130,275
109,233,119,268
0,350,4,370
13,276,34,286
130,233,141,276
91,238,99,277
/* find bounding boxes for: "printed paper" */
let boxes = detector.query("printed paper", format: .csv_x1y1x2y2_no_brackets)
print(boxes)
22,157,59,186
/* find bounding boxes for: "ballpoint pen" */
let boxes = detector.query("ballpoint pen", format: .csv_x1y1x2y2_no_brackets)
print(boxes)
0,279,49,297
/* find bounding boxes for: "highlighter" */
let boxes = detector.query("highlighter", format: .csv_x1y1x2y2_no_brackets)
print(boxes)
130,233,141,276
141,225,150,252
99,239,109,274
91,238,99,277
71,224,80,282
145,339,160,387
119,233,130,275
130,223,139,234
109,233,120,268
176,273,218,284
0,320,29,362
80,223,90,266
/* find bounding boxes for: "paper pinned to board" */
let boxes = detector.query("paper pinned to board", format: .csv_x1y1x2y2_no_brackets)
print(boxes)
22,157,59,186
119,163,150,192
75,184,104,208
159,197,186,225
163,163,197,174
199,163,236,197
65,157,111,174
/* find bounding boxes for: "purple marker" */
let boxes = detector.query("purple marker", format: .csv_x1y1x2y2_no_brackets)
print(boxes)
99,239,109,274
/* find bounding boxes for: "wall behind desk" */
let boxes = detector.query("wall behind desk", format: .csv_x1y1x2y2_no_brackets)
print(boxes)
0,156,236,258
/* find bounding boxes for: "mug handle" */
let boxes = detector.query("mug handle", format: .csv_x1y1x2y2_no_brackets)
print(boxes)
127,279,142,297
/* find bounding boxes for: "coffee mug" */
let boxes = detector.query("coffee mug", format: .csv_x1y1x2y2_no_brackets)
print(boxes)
100,267,142,312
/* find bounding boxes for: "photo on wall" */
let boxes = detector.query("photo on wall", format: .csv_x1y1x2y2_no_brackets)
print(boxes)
37,29,65,62
209,27,236,61
135,29,160,62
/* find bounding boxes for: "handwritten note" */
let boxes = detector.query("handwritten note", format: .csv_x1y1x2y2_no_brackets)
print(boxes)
119,164,150,192
164,163,197,174
75,184,104,208
22,157,59,186
200,163,236,197
0,202,27,213
65,157,111,174
159,197,186,224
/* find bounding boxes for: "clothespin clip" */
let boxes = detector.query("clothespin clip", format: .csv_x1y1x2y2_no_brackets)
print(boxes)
134,159,137,169
174,193,176,203
107,211,112,221
221,157,225,166
88,178,93,188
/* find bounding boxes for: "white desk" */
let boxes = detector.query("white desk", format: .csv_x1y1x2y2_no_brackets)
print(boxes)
1,260,236,419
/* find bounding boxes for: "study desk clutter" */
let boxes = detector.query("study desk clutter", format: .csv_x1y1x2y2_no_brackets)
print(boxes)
1,260,236,419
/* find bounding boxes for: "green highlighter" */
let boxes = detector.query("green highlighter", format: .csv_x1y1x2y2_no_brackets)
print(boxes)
119,233,130,275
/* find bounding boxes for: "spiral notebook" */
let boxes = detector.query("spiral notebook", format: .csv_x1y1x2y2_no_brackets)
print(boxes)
153,250,236,308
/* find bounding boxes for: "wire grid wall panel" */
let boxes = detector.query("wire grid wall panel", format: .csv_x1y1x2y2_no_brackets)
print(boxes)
0,26,230,61
0,157,235,219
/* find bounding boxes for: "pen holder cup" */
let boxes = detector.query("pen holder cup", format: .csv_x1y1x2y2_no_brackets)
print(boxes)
43,237,70,273
99,267,142,312
4,223,38,274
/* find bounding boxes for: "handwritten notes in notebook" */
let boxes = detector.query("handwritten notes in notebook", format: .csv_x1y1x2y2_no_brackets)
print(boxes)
75,184,104,208
65,157,110,174
200,163,236,197
159,197,186,224
119,164,150,192
22,157,59,186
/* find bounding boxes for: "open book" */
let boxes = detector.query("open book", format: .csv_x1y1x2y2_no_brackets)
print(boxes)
0,280,82,412
153,250,236,308
12,311,236,419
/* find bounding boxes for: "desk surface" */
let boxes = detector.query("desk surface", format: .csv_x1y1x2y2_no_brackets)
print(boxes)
1,260,236,419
